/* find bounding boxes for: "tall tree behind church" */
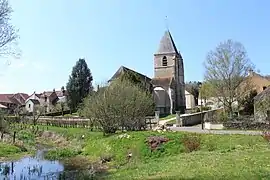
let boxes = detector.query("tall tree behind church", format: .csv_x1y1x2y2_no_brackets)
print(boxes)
185,81,201,105
66,59,93,112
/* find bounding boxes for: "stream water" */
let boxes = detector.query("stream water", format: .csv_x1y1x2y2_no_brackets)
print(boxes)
0,150,65,180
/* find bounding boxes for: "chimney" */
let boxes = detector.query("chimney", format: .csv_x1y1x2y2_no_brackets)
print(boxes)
53,88,55,92
248,69,254,76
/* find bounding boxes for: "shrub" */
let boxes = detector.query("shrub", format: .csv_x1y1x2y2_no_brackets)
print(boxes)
262,131,270,143
80,79,155,135
146,136,169,152
181,135,201,152
45,148,81,160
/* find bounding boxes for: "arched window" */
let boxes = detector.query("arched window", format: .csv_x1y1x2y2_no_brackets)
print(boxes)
162,56,167,66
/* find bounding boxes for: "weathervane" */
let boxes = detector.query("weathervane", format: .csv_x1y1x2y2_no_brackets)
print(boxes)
165,16,169,30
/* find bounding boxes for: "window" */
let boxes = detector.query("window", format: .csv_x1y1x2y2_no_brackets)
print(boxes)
28,104,31,108
45,97,47,102
162,56,167,66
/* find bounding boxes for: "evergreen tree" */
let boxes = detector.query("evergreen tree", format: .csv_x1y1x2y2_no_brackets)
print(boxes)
66,58,93,112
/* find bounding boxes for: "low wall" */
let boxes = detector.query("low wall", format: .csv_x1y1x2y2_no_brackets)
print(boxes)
178,108,223,126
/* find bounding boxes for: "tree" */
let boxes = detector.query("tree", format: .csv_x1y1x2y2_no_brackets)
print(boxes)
52,101,69,116
199,82,214,104
239,90,257,115
80,79,155,135
0,0,19,57
66,58,93,112
204,39,254,117
32,105,45,126
186,81,201,105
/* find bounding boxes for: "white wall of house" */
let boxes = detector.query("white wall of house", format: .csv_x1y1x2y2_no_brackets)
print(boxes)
25,100,34,112
185,90,195,109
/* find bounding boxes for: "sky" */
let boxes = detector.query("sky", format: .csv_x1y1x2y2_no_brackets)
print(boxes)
1,0,270,94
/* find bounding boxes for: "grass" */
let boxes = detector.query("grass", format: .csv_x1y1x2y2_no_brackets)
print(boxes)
160,114,176,120
40,126,270,179
1,125,270,179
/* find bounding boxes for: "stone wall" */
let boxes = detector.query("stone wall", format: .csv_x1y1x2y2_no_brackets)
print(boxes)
176,108,223,126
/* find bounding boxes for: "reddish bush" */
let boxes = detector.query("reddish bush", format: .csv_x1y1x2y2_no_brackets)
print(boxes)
262,131,270,142
181,135,201,152
146,136,169,151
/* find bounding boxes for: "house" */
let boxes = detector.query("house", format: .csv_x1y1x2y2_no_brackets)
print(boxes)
254,86,270,122
0,93,29,112
110,30,186,115
199,70,270,110
26,87,68,113
25,99,40,113
185,90,195,109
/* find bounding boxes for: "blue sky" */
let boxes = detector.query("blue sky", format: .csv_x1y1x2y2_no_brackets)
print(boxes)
1,0,270,94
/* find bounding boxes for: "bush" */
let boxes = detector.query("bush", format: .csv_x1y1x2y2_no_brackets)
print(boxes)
45,148,81,160
146,136,169,152
80,79,155,135
181,135,201,153
262,131,270,143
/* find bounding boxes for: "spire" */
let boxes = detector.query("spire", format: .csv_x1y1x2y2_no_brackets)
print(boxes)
155,30,179,55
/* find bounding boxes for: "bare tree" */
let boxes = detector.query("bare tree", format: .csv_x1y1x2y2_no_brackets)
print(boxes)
204,39,254,117
0,0,19,58
32,105,45,126
80,79,155,135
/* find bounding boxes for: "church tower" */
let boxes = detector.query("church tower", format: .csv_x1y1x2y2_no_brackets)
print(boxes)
152,30,185,114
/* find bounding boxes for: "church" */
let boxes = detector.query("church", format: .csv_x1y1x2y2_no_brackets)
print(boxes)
110,30,186,115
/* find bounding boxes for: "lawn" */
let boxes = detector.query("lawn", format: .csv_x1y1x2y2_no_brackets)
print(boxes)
40,126,270,179
160,114,176,120
1,125,270,179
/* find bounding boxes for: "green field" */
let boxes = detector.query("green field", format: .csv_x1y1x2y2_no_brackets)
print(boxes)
1,125,270,179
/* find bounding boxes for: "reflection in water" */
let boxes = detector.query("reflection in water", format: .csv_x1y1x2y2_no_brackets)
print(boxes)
0,150,64,180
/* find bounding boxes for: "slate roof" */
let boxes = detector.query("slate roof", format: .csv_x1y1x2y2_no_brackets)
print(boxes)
155,30,179,55
151,77,173,87
109,66,152,83
30,99,40,105
254,86,270,101
0,93,29,105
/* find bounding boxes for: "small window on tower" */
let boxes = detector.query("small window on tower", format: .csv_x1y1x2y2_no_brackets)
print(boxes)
162,56,167,66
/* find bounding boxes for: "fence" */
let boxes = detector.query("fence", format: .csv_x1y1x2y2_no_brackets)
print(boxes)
18,116,157,130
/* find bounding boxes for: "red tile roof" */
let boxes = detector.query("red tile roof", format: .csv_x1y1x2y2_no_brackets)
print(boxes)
0,93,29,105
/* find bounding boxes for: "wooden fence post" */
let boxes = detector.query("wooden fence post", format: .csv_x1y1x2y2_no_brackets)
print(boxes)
13,131,16,144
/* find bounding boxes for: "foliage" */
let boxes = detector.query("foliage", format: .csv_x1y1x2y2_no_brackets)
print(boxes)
199,82,214,102
262,131,270,143
32,105,45,126
0,109,8,133
80,79,155,134
0,143,21,157
66,58,93,112
181,134,201,152
52,101,69,116
186,81,201,105
45,148,81,160
0,0,19,58
239,90,257,115
146,136,169,151
117,70,152,93
204,39,255,116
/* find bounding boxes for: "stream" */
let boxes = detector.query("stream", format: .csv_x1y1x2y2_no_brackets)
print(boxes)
0,149,65,180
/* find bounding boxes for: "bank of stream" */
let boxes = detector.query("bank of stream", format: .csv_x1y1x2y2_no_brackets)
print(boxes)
0,126,106,179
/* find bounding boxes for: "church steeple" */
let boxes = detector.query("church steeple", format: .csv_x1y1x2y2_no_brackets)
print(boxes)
155,30,179,55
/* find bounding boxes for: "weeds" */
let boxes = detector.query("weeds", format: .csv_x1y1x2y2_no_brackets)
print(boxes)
181,134,201,152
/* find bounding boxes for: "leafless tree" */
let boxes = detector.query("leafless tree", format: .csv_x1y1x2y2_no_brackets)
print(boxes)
0,0,19,59
204,39,254,117
32,105,45,126
80,79,155,135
